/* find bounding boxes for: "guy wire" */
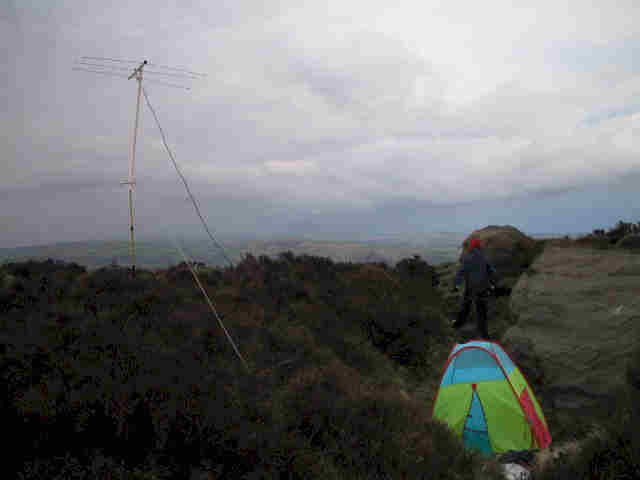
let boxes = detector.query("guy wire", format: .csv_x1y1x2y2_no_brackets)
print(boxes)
141,86,235,268
171,235,250,372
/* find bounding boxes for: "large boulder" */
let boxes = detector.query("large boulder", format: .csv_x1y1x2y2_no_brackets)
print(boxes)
502,337,545,389
461,225,538,278
503,245,640,410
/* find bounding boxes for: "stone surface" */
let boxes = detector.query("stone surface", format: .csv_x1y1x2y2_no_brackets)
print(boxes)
503,246,640,409
502,337,545,388
462,225,538,278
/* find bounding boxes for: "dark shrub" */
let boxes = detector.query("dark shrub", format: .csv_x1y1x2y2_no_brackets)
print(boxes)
617,234,640,250
574,234,610,250
537,377,640,480
1,252,491,479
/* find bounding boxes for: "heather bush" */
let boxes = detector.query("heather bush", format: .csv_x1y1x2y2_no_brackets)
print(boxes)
574,234,610,250
0,257,494,479
578,220,640,250
536,391,640,479
617,233,640,250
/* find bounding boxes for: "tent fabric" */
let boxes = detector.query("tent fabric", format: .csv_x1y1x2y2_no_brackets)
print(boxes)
433,383,473,436
463,390,492,455
441,347,507,385
507,369,548,437
476,380,532,453
449,341,517,375
432,340,551,455
519,389,552,449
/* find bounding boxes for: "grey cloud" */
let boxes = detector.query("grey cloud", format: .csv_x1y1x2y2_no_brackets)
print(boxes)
287,32,435,113
582,104,640,126
2,1,640,248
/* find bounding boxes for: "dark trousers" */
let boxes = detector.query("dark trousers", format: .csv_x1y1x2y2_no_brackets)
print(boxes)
454,290,489,338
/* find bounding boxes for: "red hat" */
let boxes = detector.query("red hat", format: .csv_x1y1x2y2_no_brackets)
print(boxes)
469,238,482,250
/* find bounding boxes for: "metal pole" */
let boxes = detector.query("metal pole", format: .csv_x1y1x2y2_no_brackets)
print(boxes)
74,57,205,275
128,187,136,277
123,60,146,278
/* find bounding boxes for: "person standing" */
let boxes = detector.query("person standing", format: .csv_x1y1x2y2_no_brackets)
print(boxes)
451,238,498,339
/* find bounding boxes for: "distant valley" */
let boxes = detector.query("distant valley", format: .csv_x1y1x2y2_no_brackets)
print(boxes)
0,231,564,271
0,233,472,270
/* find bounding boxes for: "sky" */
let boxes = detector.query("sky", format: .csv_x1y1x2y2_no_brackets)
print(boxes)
1,0,640,248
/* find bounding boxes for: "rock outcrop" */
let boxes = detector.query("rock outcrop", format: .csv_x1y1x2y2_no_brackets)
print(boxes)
503,246,640,410
502,337,545,389
461,225,538,278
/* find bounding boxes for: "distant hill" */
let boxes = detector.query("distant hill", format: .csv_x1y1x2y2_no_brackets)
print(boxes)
0,232,574,271
0,234,470,270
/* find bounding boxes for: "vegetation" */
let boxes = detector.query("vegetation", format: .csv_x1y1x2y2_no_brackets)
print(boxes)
0,256,503,479
592,220,640,242
567,220,640,250
0,237,463,271
2,235,638,479
536,348,640,479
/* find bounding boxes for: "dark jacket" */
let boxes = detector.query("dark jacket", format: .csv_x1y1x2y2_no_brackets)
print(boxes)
455,248,498,295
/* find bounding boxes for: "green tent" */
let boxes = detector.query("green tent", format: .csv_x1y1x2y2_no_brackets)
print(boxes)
432,340,551,455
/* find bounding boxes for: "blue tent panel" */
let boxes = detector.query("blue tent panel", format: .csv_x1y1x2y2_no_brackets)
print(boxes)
488,344,516,376
441,348,505,386
441,340,516,386
451,341,516,374
463,430,492,456
463,390,493,456
466,390,488,431
451,340,491,355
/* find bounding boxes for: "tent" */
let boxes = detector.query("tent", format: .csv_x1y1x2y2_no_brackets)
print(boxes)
432,340,552,456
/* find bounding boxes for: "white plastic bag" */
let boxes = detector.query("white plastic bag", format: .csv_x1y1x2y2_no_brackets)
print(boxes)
502,463,530,480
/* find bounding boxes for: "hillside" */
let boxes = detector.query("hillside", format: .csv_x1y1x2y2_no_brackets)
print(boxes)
0,254,507,479
2,236,639,479
0,235,467,271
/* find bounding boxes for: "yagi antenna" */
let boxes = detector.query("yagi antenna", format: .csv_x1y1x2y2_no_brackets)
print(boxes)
80,56,207,77
73,56,206,277
72,67,193,90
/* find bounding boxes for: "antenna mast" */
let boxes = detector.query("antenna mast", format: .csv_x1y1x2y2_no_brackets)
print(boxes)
120,60,147,278
73,56,206,274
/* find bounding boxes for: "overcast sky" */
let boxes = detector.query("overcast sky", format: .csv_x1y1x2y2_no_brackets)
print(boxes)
1,1,639,248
